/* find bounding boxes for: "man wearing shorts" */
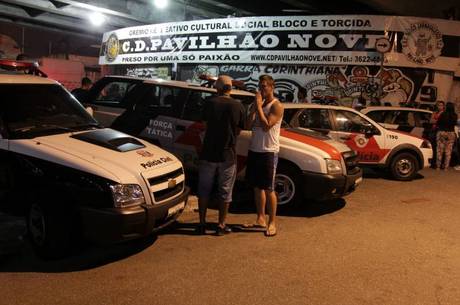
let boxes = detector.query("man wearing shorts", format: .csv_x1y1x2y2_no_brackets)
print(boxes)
197,75,245,236
246,74,284,237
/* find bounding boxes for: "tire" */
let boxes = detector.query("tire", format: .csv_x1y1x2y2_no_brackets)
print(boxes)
27,202,72,259
275,163,302,210
389,152,418,181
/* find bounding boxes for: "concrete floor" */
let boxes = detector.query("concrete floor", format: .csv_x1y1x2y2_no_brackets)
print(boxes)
1,168,460,305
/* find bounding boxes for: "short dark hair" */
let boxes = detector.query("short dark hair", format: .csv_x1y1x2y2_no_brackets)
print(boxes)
259,74,274,87
81,77,92,86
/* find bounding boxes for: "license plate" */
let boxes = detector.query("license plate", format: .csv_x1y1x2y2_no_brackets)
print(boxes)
167,201,185,217
355,177,363,186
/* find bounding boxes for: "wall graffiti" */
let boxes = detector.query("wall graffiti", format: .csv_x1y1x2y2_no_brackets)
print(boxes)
178,64,448,108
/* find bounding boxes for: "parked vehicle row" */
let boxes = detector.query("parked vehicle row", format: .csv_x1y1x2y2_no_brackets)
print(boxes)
0,69,434,259
83,76,431,184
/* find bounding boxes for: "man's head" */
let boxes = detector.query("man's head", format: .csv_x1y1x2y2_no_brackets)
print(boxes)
258,74,275,99
81,77,92,90
215,75,233,95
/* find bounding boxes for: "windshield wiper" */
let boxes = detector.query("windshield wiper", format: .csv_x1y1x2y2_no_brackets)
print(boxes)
17,124,78,133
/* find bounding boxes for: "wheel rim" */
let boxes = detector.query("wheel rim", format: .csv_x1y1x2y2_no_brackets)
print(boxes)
275,174,295,206
29,204,46,246
396,158,413,176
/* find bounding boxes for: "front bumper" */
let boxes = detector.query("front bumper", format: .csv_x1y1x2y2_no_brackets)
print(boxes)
301,168,362,201
79,186,190,243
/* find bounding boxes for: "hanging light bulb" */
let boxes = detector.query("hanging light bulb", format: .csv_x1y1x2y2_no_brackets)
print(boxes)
89,12,105,26
154,0,168,9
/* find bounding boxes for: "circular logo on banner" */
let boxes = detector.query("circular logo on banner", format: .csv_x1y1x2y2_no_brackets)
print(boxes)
105,33,119,62
354,134,369,148
401,22,443,65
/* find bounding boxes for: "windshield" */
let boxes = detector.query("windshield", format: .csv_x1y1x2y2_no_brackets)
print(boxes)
0,84,99,139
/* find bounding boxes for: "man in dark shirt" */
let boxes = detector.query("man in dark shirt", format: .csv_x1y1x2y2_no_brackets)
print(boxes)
71,77,92,102
197,75,245,236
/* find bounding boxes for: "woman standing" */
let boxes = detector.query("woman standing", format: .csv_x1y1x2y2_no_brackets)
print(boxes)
436,102,458,170
429,101,445,168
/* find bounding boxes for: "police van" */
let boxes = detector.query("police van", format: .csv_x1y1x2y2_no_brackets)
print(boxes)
0,73,189,258
84,76,363,210
283,103,433,180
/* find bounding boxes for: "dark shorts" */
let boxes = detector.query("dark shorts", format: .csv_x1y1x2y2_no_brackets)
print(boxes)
198,160,237,202
245,150,278,191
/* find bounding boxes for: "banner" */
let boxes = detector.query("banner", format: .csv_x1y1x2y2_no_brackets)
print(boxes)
177,64,454,108
99,15,460,74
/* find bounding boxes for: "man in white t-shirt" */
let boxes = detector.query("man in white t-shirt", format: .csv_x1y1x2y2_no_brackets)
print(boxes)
245,75,284,237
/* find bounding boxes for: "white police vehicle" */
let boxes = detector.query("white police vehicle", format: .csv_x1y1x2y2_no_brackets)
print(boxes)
284,103,433,180
0,73,189,258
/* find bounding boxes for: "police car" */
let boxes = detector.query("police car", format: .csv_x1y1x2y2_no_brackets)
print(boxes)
84,76,363,210
0,73,189,258
283,103,433,180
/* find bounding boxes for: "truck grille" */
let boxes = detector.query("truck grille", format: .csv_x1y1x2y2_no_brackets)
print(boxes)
342,151,359,174
144,167,185,204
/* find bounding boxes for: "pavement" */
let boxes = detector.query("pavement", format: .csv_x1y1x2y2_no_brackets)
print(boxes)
1,168,460,305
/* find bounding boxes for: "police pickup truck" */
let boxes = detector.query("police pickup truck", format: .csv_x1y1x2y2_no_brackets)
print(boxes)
0,74,189,258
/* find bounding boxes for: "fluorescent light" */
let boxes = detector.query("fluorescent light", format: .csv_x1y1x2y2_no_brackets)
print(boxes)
154,0,168,9
89,12,105,26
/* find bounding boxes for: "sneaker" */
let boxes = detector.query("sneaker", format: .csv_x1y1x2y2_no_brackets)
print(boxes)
216,225,232,236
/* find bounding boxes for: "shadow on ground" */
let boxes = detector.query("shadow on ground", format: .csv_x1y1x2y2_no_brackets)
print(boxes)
361,168,424,180
0,234,157,273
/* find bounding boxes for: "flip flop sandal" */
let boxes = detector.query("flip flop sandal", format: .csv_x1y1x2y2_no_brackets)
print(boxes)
242,223,267,229
265,227,277,237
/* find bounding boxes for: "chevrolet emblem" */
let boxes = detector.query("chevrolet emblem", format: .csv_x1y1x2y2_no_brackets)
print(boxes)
167,178,177,188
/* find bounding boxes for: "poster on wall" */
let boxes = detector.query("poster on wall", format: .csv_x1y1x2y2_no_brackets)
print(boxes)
178,64,450,108
99,15,460,74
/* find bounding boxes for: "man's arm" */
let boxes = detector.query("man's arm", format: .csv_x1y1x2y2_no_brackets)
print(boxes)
256,99,284,131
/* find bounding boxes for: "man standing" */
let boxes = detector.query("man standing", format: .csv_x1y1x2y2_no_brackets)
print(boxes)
71,77,92,102
246,75,284,237
197,75,245,236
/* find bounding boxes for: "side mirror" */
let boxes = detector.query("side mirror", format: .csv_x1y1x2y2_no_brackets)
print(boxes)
85,106,94,117
363,125,377,137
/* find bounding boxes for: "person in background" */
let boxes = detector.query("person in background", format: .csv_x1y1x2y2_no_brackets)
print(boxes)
197,75,245,236
71,77,92,102
297,86,308,103
429,101,445,168
435,102,458,170
245,74,284,237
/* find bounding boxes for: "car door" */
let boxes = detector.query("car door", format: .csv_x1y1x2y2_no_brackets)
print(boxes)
329,109,386,164
173,89,213,171
137,84,180,154
85,78,140,127
291,108,333,136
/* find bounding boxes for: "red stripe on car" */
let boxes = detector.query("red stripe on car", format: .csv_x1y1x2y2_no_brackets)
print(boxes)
280,129,342,160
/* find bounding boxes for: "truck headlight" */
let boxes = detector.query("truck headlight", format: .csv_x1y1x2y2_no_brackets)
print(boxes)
326,159,343,175
110,184,144,208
